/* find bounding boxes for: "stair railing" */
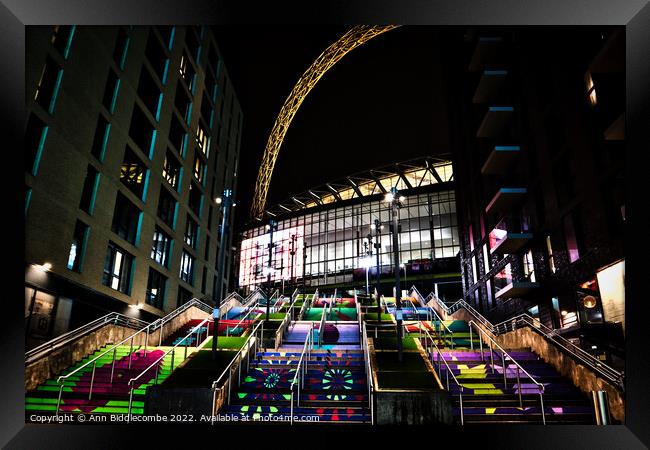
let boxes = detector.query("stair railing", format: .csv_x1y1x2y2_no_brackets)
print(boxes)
243,287,266,307
355,293,362,334
420,327,465,424
492,313,624,389
211,320,265,417
361,321,375,425
26,313,150,364
290,323,314,425
126,317,211,421
317,300,330,347
274,293,301,349
226,301,260,337
153,298,214,346
468,320,547,424
431,294,624,390
54,319,160,417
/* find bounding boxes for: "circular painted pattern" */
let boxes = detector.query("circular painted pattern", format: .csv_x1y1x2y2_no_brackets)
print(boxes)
264,372,280,388
322,368,353,391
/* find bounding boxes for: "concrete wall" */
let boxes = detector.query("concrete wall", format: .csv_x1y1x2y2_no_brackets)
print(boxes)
25,305,210,391
145,386,213,416
375,390,454,425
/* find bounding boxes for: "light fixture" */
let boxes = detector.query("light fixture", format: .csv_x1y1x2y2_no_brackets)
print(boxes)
399,196,405,202
582,295,597,309
561,310,568,316
400,263,405,268
128,304,141,310
232,202,237,207
35,262,52,272
371,224,376,230
384,192,394,203
215,197,222,205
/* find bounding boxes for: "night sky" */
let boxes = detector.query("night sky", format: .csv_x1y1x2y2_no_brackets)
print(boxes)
213,26,458,231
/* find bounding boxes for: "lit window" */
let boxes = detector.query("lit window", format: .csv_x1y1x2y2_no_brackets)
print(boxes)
67,221,89,272
151,227,172,267
546,235,556,273
184,216,199,249
196,122,210,157
585,72,597,106
102,242,133,294
180,251,195,284
193,154,205,183
162,150,181,189
120,148,148,199
146,268,167,309
523,250,535,282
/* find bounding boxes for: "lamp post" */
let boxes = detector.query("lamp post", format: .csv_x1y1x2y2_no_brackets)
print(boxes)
400,263,407,287
265,219,278,322
289,233,297,287
362,238,372,295
302,243,308,317
386,187,405,362
372,219,382,322
212,188,234,360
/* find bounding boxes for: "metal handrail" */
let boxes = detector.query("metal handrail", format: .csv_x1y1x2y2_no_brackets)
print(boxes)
226,301,261,337
243,287,266,307
410,288,455,346
419,327,465,424
493,313,624,388
55,319,159,416
300,289,318,321
211,321,265,417
432,294,624,389
361,321,375,424
468,320,547,424
318,300,330,347
26,313,150,364
274,293,301,349
289,323,314,425
126,317,210,421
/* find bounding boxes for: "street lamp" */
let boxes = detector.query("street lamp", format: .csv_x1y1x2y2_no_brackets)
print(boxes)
265,219,278,322
361,239,373,296
212,188,234,360
386,186,405,362
400,263,407,286
372,219,383,322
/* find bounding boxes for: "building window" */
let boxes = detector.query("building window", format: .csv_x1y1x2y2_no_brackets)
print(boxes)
546,235,556,274
113,27,130,70
196,120,210,158
146,268,167,310
129,104,157,158
120,147,148,200
205,66,217,102
204,235,210,260
175,82,192,124
102,68,121,114
169,112,188,157
185,28,201,63
188,182,203,217
102,242,134,294
563,212,582,263
201,91,214,127
67,220,89,272
151,226,172,267
585,72,597,106
185,215,199,249
79,165,100,214
180,251,195,284
111,192,141,245
177,285,192,307
137,67,163,121
145,31,169,84
523,250,536,282
178,50,196,93
193,154,206,184
34,56,63,114
157,186,177,229
25,113,49,176
156,26,175,51
162,150,181,190
51,25,76,59
90,114,111,162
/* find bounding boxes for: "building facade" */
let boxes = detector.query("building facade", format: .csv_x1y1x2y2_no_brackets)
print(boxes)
237,157,462,299
442,28,625,367
25,26,242,349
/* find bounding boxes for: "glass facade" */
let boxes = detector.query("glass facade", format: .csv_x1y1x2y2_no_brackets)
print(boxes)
239,189,459,290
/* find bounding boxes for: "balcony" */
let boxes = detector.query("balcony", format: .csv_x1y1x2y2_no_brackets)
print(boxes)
485,188,526,215
489,228,532,254
495,281,540,299
476,106,513,138
481,145,520,175
469,37,504,72
473,70,508,103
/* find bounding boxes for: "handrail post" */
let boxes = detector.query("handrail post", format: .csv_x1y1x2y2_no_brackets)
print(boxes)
128,336,134,371
502,352,507,389
479,333,484,361
459,389,464,425
171,348,175,372
516,366,522,408
470,325,474,351
144,325,149,357
127,386,134,423
110,347,117,383
56,383,64,417
88,361,97,400
539,388,546,425
159,322,164,346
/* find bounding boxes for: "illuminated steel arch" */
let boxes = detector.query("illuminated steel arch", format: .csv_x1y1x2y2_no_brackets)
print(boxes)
251,25,400,220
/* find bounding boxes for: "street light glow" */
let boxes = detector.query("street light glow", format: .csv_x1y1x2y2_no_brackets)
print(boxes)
384,192,394,202
215,197,223,205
